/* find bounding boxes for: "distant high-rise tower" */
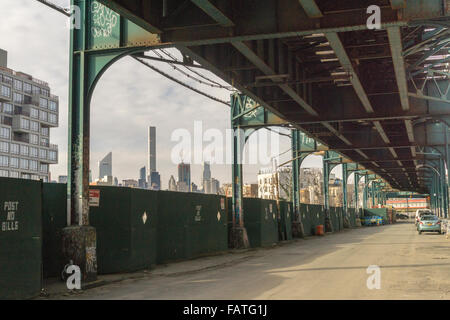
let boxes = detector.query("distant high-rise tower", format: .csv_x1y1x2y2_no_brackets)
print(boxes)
138,166,147,189
98,152,112,179
168,175,177,191
202,161,211,192
178,162,191,192
148,126,156,176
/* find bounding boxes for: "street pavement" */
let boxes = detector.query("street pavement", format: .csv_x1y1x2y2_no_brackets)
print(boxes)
54,222,450,300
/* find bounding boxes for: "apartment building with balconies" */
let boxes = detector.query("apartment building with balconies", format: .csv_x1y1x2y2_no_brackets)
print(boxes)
0,49,58,181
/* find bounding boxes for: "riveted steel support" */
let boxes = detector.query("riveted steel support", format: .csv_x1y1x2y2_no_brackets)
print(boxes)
322,151,333,232
291,130,305,238
64,0,156,282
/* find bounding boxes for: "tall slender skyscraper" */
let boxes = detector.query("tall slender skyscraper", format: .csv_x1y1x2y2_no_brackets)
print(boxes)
98,152,112,179
148,126,156,176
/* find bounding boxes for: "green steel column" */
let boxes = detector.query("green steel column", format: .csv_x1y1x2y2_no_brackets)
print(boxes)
323,151,330,210
232,127,244,228
354,172,359,211
291,130,300,221
322,152,333,232
342,163,348,216
363,175,368,209
68,0,89,226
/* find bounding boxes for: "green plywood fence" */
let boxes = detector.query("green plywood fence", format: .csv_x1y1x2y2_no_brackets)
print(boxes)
364,208,388,220
89,186,158,274
157,191,227,263
299,204,326,236
42,183,66,278
243,198,279,248
279,201,293,241
0,178,42,299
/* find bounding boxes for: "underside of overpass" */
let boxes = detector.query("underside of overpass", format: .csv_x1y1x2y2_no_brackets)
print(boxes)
63,0,450,278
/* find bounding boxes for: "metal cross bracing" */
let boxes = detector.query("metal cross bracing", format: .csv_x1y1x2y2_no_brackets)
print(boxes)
65,0,450,259
92,0,448,193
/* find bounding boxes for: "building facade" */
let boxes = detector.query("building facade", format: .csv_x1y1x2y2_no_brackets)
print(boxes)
0,49,58,181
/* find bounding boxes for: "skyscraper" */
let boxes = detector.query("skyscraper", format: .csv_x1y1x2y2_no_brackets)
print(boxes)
98,152,112,180
202,161,211,192
138,166,147,189
178,162,191,192
168,175,177,191
148,126,156,177
150,171,161,190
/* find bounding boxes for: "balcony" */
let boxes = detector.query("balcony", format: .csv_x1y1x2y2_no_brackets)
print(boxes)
12,115,29,133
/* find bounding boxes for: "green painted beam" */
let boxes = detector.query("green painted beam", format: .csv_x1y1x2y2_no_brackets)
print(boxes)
298,0,323,18
191,0,235,27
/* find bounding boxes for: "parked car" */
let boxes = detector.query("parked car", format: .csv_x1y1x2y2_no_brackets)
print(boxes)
396,213,409,220
415,209,433,226
417,215,441,234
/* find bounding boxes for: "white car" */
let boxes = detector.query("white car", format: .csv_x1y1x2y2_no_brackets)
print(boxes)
415,209,433,226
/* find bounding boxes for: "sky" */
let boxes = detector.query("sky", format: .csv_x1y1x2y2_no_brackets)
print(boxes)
0,0,334,189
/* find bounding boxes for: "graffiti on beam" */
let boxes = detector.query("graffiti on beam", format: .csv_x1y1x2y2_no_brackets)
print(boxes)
91,2,118,38
243,98,261,119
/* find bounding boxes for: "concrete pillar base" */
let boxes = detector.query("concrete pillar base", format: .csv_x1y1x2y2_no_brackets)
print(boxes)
292,221,305,238
61,226,97,283
230,227,250,249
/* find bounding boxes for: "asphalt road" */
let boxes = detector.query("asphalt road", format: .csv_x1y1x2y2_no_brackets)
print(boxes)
61,222,450,300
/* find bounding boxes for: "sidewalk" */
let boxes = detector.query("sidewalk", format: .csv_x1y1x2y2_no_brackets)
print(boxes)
37,240,302,299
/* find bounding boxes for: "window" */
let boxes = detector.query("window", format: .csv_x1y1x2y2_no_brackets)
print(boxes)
0,141,9,153
39,97,48,109
49,100,57,111
2,76,12,84
40,175,48,182
9,171,18,178
30,108,39,118
30,121,39,132
48,113,57,124
1,85,11,98
49,150,57,161
29,160,38,171
10,157,18,168
41,88,49,97
30,134,39,145
21,173,30,179
20,145,28,156
0,127,10,139
40,137,48,147
0,155,9,167
39,148,47,159
13,92,23,104
3,103,13,114
20,158,29,170
40,126,49,136
10,144,19,154
32,85,40,95
13,79,22,91
23,82,32,94
20,118,30,130
29,147,38,158
40,163,48,173
0,169,8,177
39,110,47,121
